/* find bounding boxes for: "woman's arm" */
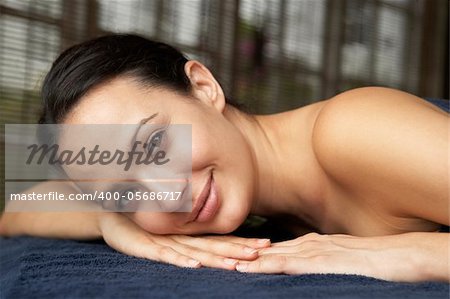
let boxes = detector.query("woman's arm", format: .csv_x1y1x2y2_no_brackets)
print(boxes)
0,182,103,239
235,231,449,282
0,182,270,269
233,88,449,282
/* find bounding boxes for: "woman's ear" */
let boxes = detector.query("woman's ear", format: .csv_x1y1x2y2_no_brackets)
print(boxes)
184,60,225,113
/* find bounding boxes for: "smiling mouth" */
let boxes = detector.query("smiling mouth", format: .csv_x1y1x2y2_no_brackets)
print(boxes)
190,172,219,223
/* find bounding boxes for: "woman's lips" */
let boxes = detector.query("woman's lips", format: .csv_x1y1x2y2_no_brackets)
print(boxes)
190,173,219,223
195,175,219,222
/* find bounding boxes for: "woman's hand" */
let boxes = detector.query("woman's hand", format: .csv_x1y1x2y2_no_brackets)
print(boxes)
234,232,448,282
98,212,271,269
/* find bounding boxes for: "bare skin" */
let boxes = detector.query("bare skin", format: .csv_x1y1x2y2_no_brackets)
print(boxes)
1,60,448,282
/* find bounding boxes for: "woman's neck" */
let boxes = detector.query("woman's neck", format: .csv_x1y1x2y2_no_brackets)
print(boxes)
222,103,329,228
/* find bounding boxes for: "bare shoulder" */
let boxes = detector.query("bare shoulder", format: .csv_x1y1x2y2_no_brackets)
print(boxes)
312,87,448,150
315,87,446,122
311,87,449,226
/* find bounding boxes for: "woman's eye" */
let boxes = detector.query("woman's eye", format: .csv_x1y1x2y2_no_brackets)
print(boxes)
146,129,166,152
116,187,139,210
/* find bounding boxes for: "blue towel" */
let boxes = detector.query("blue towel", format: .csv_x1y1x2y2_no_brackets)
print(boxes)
1,97,449,298
0,237,448,299
424,98,449,113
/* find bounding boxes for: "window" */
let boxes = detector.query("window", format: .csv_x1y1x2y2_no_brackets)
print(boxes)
341,0,417,91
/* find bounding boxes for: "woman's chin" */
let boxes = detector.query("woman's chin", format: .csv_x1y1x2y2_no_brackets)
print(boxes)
213,213,249,234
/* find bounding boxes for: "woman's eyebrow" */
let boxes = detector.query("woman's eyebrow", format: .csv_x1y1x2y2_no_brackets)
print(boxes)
130,113,159,149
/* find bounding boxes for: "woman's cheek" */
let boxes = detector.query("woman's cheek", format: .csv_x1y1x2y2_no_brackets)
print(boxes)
191,128,218,170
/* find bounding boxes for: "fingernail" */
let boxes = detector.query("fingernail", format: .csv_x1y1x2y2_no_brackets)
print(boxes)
244,247,258,255
236,263,248,272
257,239,270,244
188,259,200,268
224,258,237,266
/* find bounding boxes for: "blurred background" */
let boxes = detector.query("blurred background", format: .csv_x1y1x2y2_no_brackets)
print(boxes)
0,0,449,205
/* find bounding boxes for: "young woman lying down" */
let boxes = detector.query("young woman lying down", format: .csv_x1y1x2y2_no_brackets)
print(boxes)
1,34,448,283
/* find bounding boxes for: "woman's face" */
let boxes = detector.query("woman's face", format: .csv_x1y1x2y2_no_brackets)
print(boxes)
62,73,256,235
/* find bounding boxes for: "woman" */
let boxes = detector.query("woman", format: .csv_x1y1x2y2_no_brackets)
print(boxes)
1,34,448,283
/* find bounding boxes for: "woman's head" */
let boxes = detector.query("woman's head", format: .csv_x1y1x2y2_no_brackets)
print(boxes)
41,34,191,124
40,34,256,234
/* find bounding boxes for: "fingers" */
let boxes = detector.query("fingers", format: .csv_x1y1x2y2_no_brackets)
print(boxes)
169,235,268,260
235,234,325,273
271,232,322,247
234,234,380,276
181,250,239,270
100,216,202,268
235,255,303,274
151,234,271,269
202,235,271,248
139,244,201,268
258,245,306,255
103,216,254,269
100,214,273,270
271,233,355,248
159,241,240,270
265,238,345,257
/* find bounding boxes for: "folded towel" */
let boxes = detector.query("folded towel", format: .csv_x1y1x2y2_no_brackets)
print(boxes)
424,98,449,113
1,237,448,299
